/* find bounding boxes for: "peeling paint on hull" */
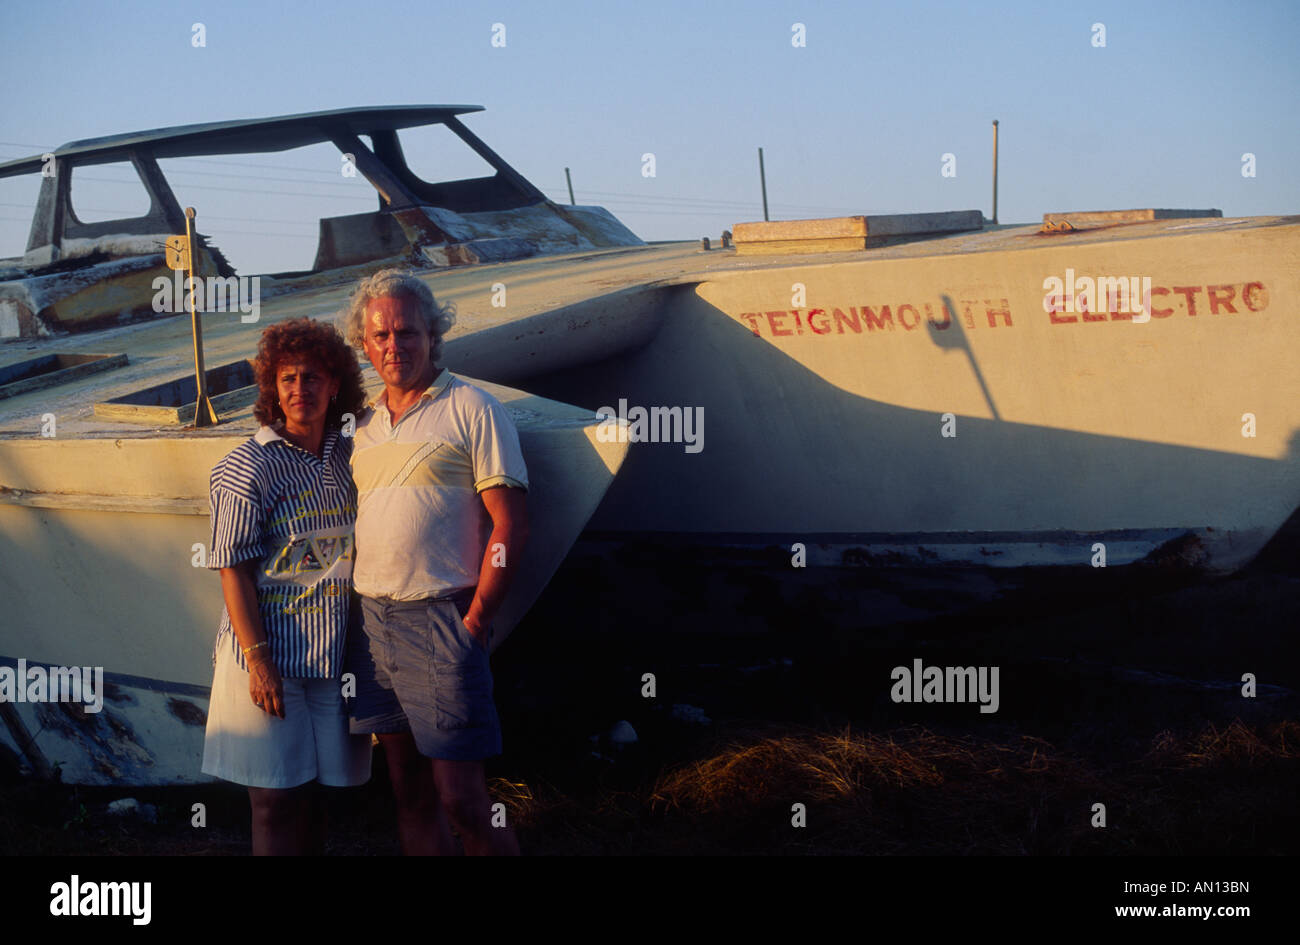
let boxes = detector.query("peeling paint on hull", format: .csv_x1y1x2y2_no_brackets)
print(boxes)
0,659,210,785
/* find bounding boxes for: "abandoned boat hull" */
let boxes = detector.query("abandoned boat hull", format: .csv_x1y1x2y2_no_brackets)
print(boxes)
2,102,1297,786
483,216,1300,576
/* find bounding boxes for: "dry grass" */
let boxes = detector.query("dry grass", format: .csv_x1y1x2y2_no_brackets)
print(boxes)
637,724,1105,854
1148,719,1298,768
1,717,1295,854
653,727,943,810
628,718,1299,854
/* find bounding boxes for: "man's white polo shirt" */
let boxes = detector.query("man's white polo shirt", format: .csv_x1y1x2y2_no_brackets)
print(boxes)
350,368,528,601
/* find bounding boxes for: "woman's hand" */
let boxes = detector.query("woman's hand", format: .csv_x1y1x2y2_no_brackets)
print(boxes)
247,651,285,718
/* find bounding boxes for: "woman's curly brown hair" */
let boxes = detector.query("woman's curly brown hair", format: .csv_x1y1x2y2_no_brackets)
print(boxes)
252,318,366,428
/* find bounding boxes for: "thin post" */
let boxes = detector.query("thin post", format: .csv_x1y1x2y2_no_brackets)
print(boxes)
991,120,999,225
565,167,575,205
758,147,769,221
186,207,218,428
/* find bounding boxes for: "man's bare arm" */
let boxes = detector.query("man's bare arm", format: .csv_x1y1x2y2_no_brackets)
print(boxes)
463,486,529,645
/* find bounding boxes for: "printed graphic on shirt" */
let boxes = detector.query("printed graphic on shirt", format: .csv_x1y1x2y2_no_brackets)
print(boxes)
257,581,349,617
259,528,353,616
266,488,356,530
264,532,354,577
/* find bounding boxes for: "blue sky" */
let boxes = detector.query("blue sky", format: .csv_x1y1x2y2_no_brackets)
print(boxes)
2,0,1297,274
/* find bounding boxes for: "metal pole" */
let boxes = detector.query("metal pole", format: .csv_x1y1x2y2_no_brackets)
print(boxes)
758,147,769,221
564,167,575,205
991,120,999,225
186,207,218,428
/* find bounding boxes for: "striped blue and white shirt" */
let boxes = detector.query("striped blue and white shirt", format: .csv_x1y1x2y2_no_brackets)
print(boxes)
207,425,356,678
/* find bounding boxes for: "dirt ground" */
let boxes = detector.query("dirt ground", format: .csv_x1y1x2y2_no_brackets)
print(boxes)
2,531,1297,856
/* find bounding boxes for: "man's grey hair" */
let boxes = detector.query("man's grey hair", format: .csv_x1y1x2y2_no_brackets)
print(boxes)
339,268,456,362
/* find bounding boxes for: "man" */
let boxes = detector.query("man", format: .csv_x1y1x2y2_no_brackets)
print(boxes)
341,269,528,855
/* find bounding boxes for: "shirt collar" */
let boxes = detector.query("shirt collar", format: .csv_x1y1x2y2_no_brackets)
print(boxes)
254,424,338,458
366,368,453,413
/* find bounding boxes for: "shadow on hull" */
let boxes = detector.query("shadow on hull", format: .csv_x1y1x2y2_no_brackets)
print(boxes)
461,284,1300,582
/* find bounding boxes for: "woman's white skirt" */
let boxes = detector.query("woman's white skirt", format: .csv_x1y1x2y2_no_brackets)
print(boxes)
202,641,371,789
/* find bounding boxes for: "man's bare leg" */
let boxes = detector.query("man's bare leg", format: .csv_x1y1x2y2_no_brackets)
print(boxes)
433,759,519,856
379,732,457,855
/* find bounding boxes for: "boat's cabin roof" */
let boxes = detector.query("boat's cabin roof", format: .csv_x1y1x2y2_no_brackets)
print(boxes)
0,106,486,175
0,105,552,270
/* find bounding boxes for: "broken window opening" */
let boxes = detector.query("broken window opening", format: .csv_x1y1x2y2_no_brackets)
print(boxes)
157,140,378,277
67,161,154,225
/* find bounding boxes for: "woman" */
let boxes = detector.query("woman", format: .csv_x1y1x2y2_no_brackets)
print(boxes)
200,317,371,855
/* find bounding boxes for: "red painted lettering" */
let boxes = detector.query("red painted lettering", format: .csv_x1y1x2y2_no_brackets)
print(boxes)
1079,295,1107,323
741,280,1262,335
863,305,894,331
1047,296,1076,324
1243,281,1268,311
1206,285,1236,314
833,307,861,333
1171,286,1201,316
1107,288,1132,321
984,299,1012,327
1149,287,1173,318
766,311,793,336
926,301,952,329
959,301,978,329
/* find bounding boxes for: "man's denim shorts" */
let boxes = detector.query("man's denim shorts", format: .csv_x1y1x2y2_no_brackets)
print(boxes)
345,591,502,761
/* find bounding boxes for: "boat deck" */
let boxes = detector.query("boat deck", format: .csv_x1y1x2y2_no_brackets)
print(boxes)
1,214,1296,440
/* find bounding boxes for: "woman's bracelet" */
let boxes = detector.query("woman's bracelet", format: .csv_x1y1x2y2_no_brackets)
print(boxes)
242,640,269,657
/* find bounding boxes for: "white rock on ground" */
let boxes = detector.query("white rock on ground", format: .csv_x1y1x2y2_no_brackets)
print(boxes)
608,720,638,745
107,798,158,822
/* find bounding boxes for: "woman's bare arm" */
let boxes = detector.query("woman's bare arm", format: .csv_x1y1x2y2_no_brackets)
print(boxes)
219,560,285,718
